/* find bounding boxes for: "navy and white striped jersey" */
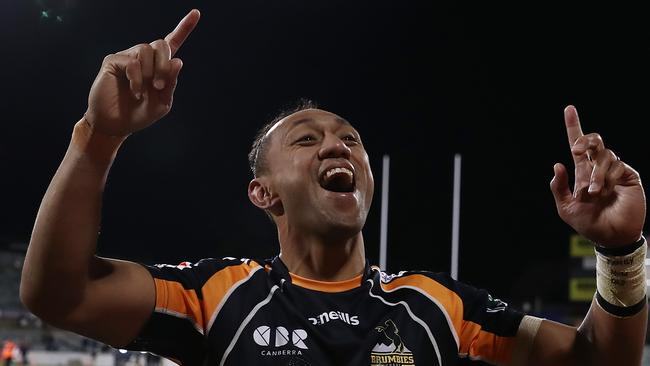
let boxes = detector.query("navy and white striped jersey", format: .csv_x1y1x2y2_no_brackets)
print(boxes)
127,256,524,366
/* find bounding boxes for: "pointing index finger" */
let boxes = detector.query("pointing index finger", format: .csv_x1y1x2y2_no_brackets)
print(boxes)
564,105,584,147
164,9,201,57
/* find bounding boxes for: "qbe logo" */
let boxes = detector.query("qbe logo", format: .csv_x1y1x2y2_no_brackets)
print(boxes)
253,326,308,350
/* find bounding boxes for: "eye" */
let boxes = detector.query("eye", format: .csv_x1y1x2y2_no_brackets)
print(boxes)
342,135,358,143
295,135,317,144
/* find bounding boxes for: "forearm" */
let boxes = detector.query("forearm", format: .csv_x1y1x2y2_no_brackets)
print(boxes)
578,297,648,366
20,118,126,318
523,301,646,366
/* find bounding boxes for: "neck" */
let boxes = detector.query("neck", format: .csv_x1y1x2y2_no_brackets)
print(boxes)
277,226,365,282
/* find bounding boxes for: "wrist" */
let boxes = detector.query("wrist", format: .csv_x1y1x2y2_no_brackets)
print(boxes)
71,116,127,164
594,235,646,256
595,235,647,317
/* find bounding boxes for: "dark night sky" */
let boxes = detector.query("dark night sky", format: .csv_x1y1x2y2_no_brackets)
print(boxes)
1,2,648,308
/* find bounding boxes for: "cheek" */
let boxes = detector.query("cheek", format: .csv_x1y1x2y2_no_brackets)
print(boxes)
359,155,374,197
365,171,375,203
366,166,374,188
275,158,313,193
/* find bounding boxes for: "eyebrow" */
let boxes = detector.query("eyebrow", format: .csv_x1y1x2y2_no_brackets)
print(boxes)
288,117,351,130
264,115,352,140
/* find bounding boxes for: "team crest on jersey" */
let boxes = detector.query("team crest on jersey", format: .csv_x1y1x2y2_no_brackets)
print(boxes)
485,294,508,313
370,319,415,366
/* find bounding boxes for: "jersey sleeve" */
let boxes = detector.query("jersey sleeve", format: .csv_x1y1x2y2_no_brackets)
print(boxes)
125,257,260,365
376,269,525,365
451,278,525,366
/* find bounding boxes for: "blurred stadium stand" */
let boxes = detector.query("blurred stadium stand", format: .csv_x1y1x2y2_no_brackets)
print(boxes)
0,245,167,365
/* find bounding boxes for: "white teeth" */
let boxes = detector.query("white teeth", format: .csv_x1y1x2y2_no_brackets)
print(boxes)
325,167,353,179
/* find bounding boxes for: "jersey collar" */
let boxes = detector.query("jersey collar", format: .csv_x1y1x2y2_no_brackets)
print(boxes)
267,256,373,293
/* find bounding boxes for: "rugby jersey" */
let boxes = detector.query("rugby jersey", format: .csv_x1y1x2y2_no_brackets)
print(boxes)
127,256,524,366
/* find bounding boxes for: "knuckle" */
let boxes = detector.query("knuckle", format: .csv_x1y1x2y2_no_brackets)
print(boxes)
150,39,169,52
614,160,625,169
138,43,154,54
102,54,115,64
590,133,603,144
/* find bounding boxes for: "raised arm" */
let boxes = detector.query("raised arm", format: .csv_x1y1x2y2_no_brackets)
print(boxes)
19,9,201,347
519,105,647,366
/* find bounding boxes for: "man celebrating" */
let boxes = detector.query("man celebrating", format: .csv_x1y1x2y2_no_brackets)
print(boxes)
20,9,647,366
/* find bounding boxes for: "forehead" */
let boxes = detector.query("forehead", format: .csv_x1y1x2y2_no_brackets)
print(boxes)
264,108,355,139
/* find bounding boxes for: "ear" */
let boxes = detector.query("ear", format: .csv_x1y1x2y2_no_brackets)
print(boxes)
248,178,283,213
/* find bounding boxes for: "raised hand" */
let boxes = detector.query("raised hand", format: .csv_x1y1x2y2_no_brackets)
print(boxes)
550,105,646,246
84,9,200,137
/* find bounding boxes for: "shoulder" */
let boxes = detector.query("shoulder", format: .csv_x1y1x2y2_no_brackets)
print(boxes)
144,257,265,288
368,266,499,309
370,266,459,292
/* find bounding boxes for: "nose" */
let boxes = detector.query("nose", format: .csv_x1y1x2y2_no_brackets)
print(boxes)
318,133,351,160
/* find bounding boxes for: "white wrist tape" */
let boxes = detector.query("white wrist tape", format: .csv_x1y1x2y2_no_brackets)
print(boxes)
595,239,647,307
510,315,543,366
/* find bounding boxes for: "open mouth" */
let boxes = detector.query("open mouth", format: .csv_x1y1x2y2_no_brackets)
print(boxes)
319,167,355,193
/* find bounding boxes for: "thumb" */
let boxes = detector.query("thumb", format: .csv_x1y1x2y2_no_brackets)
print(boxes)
550,163,572,207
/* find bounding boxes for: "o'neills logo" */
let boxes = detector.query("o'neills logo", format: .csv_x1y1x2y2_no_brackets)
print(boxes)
370,320,415,366
308,311,359,326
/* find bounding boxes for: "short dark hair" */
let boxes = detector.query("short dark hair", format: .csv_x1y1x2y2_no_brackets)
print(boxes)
248,99,319,177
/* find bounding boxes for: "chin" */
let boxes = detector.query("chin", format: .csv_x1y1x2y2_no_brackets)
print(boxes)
318,210,367,238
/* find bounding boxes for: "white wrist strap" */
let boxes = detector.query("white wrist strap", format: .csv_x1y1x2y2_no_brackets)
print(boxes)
595,239,647,308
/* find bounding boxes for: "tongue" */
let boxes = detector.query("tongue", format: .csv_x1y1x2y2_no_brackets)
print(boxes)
321,172,354,192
